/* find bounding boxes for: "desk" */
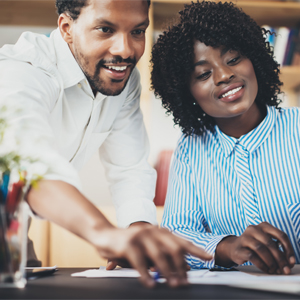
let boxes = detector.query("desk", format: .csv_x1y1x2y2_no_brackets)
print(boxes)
1,268,299,300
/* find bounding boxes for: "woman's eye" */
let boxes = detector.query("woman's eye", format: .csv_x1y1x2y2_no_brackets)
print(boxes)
98,27,112,33
196,71,211,80
228,56,241,64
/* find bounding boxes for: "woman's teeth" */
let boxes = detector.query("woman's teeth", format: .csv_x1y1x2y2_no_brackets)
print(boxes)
221,86,242,98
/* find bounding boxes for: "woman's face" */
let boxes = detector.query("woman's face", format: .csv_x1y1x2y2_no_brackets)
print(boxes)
190,41,259,127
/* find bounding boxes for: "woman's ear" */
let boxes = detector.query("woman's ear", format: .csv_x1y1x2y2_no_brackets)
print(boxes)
58,13,74,44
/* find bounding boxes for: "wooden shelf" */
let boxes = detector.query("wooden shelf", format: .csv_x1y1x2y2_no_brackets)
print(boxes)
0,0,300,101
0,0,57,27
150,0,300,100
280,66,300,90
153,0,300,30
5,0,299,29
1,0,300,28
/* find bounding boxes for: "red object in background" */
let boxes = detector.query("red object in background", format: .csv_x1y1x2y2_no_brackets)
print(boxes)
153,150,173,206
8,220,19,232
6,181,24,214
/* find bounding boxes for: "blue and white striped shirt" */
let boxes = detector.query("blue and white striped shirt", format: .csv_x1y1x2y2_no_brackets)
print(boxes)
162,106,300,269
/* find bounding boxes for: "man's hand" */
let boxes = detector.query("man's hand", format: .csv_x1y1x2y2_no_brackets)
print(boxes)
106,222,151,271
215,222,295,274
27,181,211,288
96,224,212,288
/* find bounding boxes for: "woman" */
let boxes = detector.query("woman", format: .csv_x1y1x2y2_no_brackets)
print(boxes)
151,1,299,275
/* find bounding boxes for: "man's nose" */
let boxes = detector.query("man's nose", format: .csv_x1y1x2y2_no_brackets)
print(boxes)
110,34,134,60
214,66,235,85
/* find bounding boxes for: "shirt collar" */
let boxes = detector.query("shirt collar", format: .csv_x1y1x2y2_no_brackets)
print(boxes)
215,106,277,157
53,28,86,89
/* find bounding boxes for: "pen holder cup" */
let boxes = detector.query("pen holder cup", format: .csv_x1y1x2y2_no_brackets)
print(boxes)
0,172,28,288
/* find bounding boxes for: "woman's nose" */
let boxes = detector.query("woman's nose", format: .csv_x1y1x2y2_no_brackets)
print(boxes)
214,66,235,85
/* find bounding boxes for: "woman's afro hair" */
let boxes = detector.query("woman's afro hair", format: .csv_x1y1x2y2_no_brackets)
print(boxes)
151,1,282,136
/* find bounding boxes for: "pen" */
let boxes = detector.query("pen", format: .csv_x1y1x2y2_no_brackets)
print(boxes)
152,271,162,281
209,267,239,272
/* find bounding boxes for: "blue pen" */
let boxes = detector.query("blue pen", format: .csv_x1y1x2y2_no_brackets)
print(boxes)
152,271,162,281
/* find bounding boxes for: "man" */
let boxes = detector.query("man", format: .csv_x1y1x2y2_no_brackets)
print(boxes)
0,0,211,288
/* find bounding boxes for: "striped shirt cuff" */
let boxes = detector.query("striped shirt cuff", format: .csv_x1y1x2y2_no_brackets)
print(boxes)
191,235,230,269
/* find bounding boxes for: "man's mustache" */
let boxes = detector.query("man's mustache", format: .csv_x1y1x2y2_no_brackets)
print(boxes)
93,56,136,77
99,56,136,66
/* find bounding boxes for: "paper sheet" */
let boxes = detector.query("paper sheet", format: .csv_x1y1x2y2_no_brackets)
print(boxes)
72,267,141,278
25,265,57,270
71,265,300,294
228,265,300,294
71,266,215,281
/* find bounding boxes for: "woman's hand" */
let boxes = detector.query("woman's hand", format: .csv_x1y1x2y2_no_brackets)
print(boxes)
215,222,295,274
96,225,212,288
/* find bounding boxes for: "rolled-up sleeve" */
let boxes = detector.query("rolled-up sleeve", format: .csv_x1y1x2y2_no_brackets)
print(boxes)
0,60,81,191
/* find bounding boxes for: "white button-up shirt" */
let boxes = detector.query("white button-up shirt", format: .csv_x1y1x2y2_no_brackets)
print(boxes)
0,29,157,227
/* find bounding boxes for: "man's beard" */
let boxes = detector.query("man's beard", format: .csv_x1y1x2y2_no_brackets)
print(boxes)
80,55,136,96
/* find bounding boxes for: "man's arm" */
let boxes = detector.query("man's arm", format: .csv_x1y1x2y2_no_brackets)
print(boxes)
28,180,212,288
0,60,212,287
0,60,82,190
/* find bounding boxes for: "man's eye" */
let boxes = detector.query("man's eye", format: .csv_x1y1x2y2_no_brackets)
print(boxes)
98,27,112,33
132,29,145,35
196,71,211,80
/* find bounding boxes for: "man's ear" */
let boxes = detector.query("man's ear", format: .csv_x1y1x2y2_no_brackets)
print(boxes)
58,13,74,44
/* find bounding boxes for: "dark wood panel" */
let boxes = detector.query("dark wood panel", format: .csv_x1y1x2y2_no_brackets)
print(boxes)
0,0,57,27
153,1,300,30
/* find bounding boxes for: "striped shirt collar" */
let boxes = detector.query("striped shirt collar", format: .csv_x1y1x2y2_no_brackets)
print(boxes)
215,106,278,157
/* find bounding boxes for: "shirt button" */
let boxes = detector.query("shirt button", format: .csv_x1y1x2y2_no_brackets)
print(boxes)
253,215,256,220
77,83,82,88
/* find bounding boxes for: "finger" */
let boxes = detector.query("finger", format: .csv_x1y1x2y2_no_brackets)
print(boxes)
256,235,291,274
106,260,118,270
241,235,279,274
126,245,156,288
257,223,294,273
260,223,295,269
154,233,189,285
243,249,270,274
172,233,213,261
141,234,183,287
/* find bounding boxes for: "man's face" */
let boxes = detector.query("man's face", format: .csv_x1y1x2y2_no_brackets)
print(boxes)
67,0,149,96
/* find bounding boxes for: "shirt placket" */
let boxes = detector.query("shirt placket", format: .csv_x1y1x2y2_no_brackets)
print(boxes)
234,143,261,225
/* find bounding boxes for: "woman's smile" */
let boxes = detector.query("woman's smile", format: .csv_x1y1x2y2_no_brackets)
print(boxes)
189,41,263,137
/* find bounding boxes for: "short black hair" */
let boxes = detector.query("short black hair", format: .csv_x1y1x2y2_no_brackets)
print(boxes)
151,1,282,136
56,0,151,20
